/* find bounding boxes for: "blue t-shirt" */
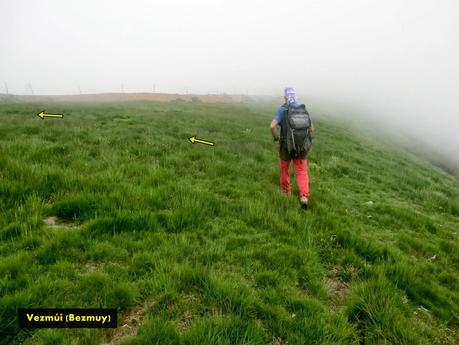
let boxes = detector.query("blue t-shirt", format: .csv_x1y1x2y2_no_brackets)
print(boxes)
274,101,312,124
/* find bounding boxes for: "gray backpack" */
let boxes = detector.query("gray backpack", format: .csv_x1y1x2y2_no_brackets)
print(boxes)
281,103,313,157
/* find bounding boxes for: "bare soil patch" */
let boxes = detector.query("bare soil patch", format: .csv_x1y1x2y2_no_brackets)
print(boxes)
43,216,78,229
12,92,259,104
325,267,349,311
101,306,145,345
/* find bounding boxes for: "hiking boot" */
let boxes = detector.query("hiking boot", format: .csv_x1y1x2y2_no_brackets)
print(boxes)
299,196,309,209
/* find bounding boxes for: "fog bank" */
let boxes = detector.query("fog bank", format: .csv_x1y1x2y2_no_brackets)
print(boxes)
1,0,458,170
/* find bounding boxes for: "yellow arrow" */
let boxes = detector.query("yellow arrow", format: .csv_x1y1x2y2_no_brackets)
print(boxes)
188,136,214,146
37,111,64,120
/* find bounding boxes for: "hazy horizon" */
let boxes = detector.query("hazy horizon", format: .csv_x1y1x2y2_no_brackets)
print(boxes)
1,0,458,169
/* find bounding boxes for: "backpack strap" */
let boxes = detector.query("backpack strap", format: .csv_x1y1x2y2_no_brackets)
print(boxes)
283,102,289,117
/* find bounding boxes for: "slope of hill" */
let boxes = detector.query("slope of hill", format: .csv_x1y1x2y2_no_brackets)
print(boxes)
0,100,458,344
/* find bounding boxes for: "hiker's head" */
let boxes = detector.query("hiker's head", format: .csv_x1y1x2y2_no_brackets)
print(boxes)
284,87,296,104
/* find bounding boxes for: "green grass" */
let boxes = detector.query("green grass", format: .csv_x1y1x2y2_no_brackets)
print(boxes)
0,99,458,345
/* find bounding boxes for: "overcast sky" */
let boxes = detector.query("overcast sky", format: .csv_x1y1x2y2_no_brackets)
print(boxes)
1,0,458,167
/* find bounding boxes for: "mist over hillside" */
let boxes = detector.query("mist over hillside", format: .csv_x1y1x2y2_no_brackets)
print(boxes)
2,0,459,343
2,91,457,178
306,96,459,178
2,0,458,176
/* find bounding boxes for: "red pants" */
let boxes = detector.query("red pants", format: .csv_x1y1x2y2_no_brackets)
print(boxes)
279,159,309,197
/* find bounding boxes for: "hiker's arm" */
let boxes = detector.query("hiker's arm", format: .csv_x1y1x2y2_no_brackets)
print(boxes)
310,123,315,132
270,119,280,141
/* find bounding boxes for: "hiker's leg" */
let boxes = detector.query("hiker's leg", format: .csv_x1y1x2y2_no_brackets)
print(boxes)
279,159,291,194
293,159,309,197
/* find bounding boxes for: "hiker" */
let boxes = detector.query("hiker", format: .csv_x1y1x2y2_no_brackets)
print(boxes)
270,88,314,209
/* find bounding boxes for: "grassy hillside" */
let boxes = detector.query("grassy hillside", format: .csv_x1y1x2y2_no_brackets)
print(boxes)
0,100,458,345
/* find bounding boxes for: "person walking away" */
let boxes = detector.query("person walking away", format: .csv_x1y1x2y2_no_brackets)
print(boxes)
270,88,314,209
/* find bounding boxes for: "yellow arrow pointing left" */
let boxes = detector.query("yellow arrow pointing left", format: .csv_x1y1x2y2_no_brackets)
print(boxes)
189,136,214,146
37,111,64,120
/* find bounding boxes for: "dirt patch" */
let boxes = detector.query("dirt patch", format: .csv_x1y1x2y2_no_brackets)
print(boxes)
269,337,287,345
101,305,146,345
83,261,105,273
43,216,58,226
177,293,202,332
12,92,265,104
43,216,77,229
178,309,194,332
324,267,349,311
